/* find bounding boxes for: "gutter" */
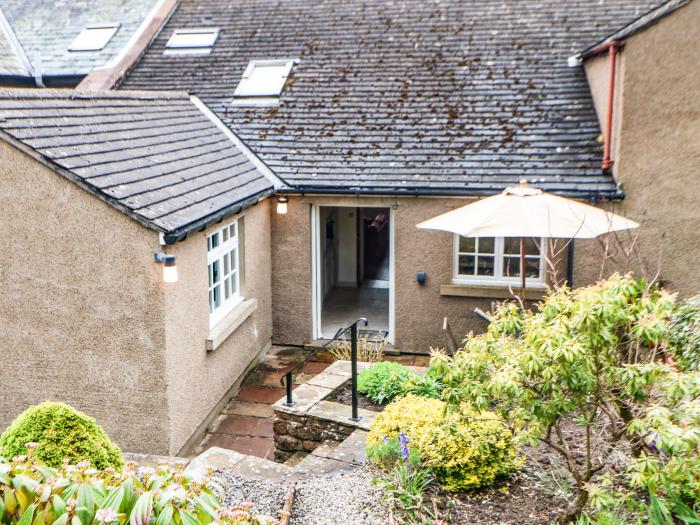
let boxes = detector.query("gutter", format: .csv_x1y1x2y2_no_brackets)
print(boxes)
274,185,625,202
161,188,275,244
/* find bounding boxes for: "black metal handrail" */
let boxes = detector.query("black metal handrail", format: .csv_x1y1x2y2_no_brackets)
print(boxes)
281,317,368,421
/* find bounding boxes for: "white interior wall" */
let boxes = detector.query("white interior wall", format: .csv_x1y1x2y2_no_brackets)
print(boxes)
337,208,358,286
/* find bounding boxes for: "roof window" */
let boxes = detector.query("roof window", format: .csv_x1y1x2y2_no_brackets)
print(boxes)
232,59,296,105
69,25,120,51
165,29,219,55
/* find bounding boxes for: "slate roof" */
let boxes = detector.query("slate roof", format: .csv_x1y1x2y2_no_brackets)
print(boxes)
0,90,276,236
120,0,663,199
580,0,690,57
0,0,158,83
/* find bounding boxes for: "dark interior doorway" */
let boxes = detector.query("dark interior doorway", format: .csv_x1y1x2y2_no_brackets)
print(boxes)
319,206,390,338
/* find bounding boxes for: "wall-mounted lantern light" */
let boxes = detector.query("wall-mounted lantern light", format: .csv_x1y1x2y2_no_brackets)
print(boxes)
276,195,289,215
154,252,178,283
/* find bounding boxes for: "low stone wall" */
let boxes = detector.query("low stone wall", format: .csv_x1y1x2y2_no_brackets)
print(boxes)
271,361,375,462
273,410,357,462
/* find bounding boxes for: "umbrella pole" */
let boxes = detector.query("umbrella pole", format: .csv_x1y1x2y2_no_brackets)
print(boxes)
520,237,526,301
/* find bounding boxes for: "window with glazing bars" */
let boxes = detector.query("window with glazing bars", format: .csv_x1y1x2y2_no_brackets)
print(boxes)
207,220,242,326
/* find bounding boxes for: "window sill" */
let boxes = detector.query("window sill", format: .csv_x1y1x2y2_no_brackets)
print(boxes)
206,298,257,352
440,284,548,301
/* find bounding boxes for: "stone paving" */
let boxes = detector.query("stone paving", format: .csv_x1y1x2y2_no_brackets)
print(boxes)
192,345,430,460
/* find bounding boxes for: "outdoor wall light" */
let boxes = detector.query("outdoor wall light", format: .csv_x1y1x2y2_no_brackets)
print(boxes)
276,195,289,215
154,252,178,283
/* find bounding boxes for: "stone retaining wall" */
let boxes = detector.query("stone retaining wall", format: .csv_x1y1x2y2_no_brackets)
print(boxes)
273,410,357,462
271,361,375,462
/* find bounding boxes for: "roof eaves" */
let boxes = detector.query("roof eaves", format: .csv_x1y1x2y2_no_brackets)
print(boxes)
0,127,167,234
161,187,275,244
578,0,690,59
278,184,625,202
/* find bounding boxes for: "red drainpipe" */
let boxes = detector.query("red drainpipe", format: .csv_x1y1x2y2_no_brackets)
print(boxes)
585,40,622,171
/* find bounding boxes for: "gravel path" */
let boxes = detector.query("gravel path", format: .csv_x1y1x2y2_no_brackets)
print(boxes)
289,466,389,525
219,472,288,520
218,465,389,525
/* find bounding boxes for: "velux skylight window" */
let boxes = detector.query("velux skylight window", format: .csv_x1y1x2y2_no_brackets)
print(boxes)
232,59,296,105
69,25,120,51
165,28,219,55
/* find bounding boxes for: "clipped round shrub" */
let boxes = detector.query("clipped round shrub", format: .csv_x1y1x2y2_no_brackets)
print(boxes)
367,394,521,491
0,402,123,469
357,361,413,404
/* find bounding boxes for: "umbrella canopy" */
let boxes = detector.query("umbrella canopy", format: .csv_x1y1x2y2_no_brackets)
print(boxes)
417,180,639,239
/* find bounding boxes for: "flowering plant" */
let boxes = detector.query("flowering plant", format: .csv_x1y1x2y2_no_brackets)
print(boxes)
367,432,433,524
0,446,276,525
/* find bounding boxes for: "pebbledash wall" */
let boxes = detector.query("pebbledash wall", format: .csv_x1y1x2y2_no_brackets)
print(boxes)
575,0,700,294
270,194,562,354
161,199,273,455
0,139,273,456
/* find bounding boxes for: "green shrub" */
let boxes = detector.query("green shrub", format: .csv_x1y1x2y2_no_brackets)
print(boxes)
357,361,412,404
429,274,700,522
367,394,522,491
0,454,274,524
401,366,443,399
0,402,123,469
669,295,700,371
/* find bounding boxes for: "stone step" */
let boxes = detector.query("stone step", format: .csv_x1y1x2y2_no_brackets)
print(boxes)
310,429,368,466
283,450,309,467
187,446,294,483
292,429,368,474
293,450,357,474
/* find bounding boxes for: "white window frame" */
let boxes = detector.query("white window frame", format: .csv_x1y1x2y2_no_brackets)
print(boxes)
452,235,546,288
233,59,296,99
207,220,243,328
69,25,120,52
164,28,219,55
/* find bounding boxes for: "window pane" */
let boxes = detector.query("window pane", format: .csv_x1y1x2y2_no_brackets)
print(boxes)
230,249,237,271
224,253,230,274
476,256,495,276
167,30,218,48
503,256,521,277
504,237,539,256
526,258,541,278
69,26,118,51
229,224,236,238
210,233,219,250
208,264,212,287
458,255,475,275
209,290,214,313
231,271,239,294
458,236,475,253
478,237,495,254
223,228,229,242
211,260,220,284
236,62,289,97
225,277,231,299
213,284,221,308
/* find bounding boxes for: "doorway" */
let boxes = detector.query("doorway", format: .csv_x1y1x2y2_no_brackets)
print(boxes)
312,205,393,341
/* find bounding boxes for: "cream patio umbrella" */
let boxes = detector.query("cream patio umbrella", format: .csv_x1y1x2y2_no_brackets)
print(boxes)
416,179,640,297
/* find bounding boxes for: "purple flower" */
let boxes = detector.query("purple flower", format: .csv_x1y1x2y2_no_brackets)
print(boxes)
399,432,410,461
383,436,390,444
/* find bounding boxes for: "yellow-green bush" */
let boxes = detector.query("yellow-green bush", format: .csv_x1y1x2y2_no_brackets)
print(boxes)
0,402,123,469
367,394,521,491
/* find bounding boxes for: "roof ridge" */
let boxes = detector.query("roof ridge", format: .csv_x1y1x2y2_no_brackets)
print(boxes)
0,5,35,79
0,88,191,100
579,0,690,57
